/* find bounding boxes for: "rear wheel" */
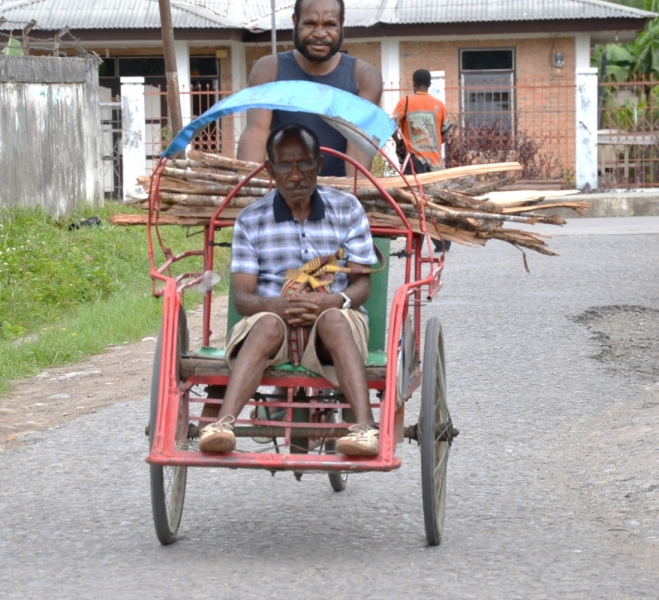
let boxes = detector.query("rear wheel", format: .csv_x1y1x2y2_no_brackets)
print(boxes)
149,307,188,546
420,317,452,546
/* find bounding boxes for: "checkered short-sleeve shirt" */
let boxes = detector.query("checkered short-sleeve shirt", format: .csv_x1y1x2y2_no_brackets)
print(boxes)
231,185,377,298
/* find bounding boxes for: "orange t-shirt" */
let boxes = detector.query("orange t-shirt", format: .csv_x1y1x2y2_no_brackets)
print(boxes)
393,92,448,168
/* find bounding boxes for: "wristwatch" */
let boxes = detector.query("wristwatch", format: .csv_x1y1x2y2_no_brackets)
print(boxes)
339,292,352,310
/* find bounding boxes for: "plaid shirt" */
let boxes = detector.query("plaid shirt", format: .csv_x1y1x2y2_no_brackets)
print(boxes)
231,185,377,298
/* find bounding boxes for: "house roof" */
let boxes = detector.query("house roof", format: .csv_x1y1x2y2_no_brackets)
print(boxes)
0,0,656,31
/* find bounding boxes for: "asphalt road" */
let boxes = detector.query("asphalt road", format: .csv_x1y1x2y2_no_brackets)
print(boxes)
1,217,658,599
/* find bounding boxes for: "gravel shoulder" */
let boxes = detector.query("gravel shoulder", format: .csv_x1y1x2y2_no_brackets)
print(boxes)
0,295,228,451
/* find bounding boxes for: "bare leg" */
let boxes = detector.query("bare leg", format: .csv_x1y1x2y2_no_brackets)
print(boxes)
217,315,286,421
315,310,375,426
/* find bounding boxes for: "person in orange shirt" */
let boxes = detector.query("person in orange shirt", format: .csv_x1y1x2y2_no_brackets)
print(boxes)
393,68,452,174
393,68,453,251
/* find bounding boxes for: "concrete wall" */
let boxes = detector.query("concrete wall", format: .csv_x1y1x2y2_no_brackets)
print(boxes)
0,56,103,218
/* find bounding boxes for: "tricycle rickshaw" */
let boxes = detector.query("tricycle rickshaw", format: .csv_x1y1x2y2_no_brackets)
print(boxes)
145,81,458,546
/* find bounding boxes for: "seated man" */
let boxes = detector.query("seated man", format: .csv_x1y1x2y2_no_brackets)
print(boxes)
199,122,379,457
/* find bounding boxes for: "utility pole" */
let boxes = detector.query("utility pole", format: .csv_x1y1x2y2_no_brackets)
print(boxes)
271,0,277,55
158,0,183,136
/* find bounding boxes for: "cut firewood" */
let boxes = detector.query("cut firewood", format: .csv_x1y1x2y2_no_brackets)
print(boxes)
322,162,523,190
116,151,590,258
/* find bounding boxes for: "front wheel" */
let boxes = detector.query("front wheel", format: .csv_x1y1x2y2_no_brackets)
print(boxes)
149,308,188,545
420,317,452,546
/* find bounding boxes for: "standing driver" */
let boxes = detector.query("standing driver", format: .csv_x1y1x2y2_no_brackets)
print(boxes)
236,0,383,177
200,123,380,457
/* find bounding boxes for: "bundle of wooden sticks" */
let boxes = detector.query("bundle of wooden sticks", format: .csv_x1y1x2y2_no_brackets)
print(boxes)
110,151,589,257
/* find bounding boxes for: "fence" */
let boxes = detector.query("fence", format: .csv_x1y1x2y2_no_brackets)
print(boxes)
143,84,240,171
99,96,122,199
113,76,659,197
0,56,103,216
597,78,659,188
386,79,576,183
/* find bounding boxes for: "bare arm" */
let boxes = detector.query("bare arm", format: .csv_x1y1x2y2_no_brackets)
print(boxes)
235,55,278,163
234,262,371,327
232,272,291,319
344,60,384,177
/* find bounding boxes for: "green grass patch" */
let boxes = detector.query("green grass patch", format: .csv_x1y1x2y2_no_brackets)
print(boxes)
0,203,231,394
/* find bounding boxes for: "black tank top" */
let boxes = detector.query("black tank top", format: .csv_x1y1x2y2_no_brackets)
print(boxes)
272,51,358,177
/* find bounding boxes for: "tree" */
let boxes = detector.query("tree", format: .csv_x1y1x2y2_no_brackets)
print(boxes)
594,0,659,81
1,34,24,57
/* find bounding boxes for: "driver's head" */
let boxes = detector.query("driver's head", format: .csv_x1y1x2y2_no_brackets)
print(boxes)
265,124,324,206
293,0,345,63
266,123,321,164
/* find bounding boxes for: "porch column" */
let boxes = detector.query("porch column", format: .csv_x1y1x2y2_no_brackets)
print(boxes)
174,40,192,126
230,41,247,150
380,38,400,115
575,33,591,69
120,77,146,201
576,67,598,190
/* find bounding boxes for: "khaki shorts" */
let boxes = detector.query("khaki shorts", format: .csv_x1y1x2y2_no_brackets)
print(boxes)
225,308,369,386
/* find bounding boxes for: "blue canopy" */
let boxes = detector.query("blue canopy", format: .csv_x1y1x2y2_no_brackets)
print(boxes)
162,80,396,158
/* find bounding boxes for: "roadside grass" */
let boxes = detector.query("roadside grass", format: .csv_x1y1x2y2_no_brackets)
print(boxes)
0,203,230,394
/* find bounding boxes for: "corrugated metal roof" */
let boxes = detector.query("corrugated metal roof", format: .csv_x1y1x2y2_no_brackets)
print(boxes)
0,0,655,31
347,0,657,27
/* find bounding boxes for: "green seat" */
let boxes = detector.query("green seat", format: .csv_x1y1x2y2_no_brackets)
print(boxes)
226,237,391,354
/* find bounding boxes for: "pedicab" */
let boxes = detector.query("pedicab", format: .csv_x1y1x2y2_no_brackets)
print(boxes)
145,81,458,546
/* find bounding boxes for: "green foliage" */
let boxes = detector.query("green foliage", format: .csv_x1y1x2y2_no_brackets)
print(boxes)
0,203,231,393
593,1,659,81
1,35,24,56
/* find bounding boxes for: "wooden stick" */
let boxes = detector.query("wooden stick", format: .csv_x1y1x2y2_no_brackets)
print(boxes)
159,193,261,208
163,166,271,188
321,162,523,189
426,186,503,213
187,150,262,172
461,175,520,196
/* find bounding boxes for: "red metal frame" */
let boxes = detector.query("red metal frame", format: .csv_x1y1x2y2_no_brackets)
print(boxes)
145,145,444,473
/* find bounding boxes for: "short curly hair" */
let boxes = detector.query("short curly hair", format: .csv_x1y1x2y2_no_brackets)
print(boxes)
413,69,432,88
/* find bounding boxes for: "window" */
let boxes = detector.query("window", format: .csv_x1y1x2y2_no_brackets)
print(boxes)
460,49,514,131
99,58,116,78
118,57,166,77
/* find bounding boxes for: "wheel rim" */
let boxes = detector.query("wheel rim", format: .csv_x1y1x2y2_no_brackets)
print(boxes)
149,307,189,544
162,465,187,530
420,317,451,546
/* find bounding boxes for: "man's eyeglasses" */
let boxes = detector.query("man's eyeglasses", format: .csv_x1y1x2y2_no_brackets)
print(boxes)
271,159,318,175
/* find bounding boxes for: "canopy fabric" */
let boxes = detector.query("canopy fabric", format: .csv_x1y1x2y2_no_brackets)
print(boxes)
163,80,396,158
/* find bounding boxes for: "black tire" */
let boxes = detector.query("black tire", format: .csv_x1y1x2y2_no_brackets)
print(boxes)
149,307,188,546
325,407,348,492
420,317,451,546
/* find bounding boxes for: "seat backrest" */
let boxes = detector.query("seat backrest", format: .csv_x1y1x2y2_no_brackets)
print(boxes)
226,237,391,353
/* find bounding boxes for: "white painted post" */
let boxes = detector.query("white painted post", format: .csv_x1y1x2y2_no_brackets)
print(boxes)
429,70,446,104
380,38,401,115
430,71,447,159
380,39,401,166
120,77,146,201
576,67,598,190
174,40,192,126
230,41,247,151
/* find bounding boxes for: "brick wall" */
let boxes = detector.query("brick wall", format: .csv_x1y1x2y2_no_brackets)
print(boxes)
398,37,577,177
